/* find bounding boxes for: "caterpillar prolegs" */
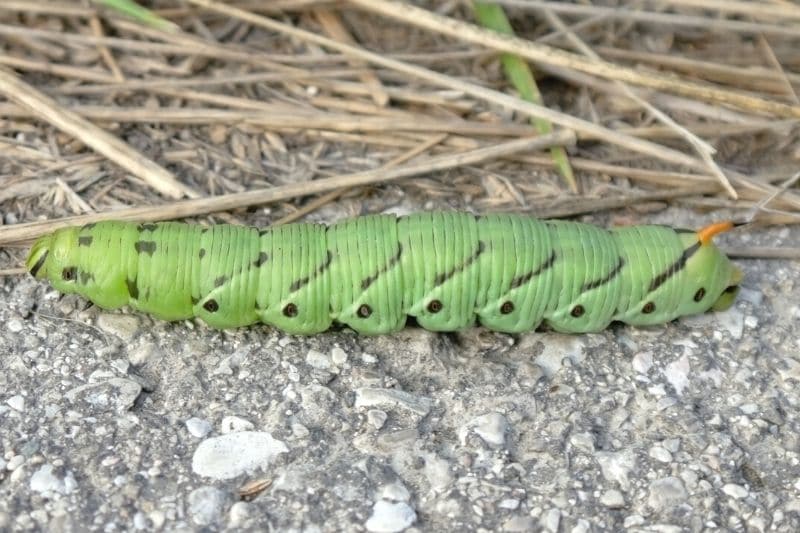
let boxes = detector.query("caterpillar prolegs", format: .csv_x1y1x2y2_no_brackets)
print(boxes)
26,212,742,335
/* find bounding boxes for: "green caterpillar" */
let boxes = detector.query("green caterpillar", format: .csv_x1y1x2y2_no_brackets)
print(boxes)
25,212,741,335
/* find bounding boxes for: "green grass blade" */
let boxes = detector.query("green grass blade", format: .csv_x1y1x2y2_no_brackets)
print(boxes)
92,0,178,32
472,2,578,193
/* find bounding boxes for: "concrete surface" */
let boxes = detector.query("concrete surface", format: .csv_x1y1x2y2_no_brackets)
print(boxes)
1,211,799,532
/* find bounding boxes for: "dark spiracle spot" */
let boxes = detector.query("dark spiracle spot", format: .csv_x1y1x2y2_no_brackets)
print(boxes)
427,300,443,314
642,301,656,314
500,301,514,315
694,288,706,302
62,266,77,281
570,305,585,318
357,304,372,318
203,299,219,313
283,303,298,318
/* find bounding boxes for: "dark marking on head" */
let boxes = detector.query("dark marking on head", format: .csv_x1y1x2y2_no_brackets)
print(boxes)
62,266,77,282
694,288,706,302
357,304,372,318
253,252,268,268
289,251,334,292
78,236,93,247
648,241,701,293
199,248,206,259
642,301,656,314
126,278,139,299
203,299,219,313
214,275,228,288
434,241,485,287
581,257,625,293
570,305,585,318
283,303,298,317
79,271,94,285
361,244,403,291
510,250,557,290
138,223,158,232
427,300,443,313
134,240,157,256
29,251,48,277
500,301,514,315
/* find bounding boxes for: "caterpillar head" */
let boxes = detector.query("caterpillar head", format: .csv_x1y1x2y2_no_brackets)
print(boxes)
686,221,742,314
26,227,82,293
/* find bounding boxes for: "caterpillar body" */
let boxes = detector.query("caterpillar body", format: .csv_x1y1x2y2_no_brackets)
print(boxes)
26,212,742,335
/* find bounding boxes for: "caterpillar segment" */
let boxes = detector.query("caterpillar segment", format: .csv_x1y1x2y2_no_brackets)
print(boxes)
25,213,742,335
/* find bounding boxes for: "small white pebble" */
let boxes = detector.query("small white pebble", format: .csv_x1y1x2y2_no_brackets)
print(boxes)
186,417,212,438
331,347,348,366
722,483,749,499
600,489,625,509
6,395,25,412
649,445,672,463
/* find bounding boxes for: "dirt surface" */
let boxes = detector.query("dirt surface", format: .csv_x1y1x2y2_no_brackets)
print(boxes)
2,209,799,532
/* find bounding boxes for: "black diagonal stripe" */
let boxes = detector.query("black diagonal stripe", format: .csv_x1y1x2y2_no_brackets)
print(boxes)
360,244,403,291
134,241,156,255
126,278,139,299
433,241,485,287
581,256,625,293
510,250,556,290
29,251,48,277
289,250,333,292
648,241,701,293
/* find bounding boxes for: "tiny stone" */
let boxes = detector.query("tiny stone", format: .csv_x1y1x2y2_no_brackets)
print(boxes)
722,483,749,499
128,343,159,366
133,512,148,530
648,477,688,511
600,489,626,509
6,395,25,412
306,349,331,370
664,355,691,396
569,432,594,454
7,319,23,333
331,347,348,365
355,388,431,416
467,412,508,448
229,502,250,527
649,445,673,463
7,455,25,471
149,511,165,529
365,500,417,533
186,417,212,438
97,314,140,341
30,464,75,495
632,351,653,374
221,416,255,434
188,486,228,526
499,499,520,510
362,353,378,364
503,516,535,532
540,509,561,532
367,409,388,429
192,431,288,480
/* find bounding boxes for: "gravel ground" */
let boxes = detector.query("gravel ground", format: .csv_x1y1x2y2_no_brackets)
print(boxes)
1,211,799,532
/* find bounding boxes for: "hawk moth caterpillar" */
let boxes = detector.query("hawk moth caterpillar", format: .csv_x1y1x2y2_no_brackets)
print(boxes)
26,212,742,335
